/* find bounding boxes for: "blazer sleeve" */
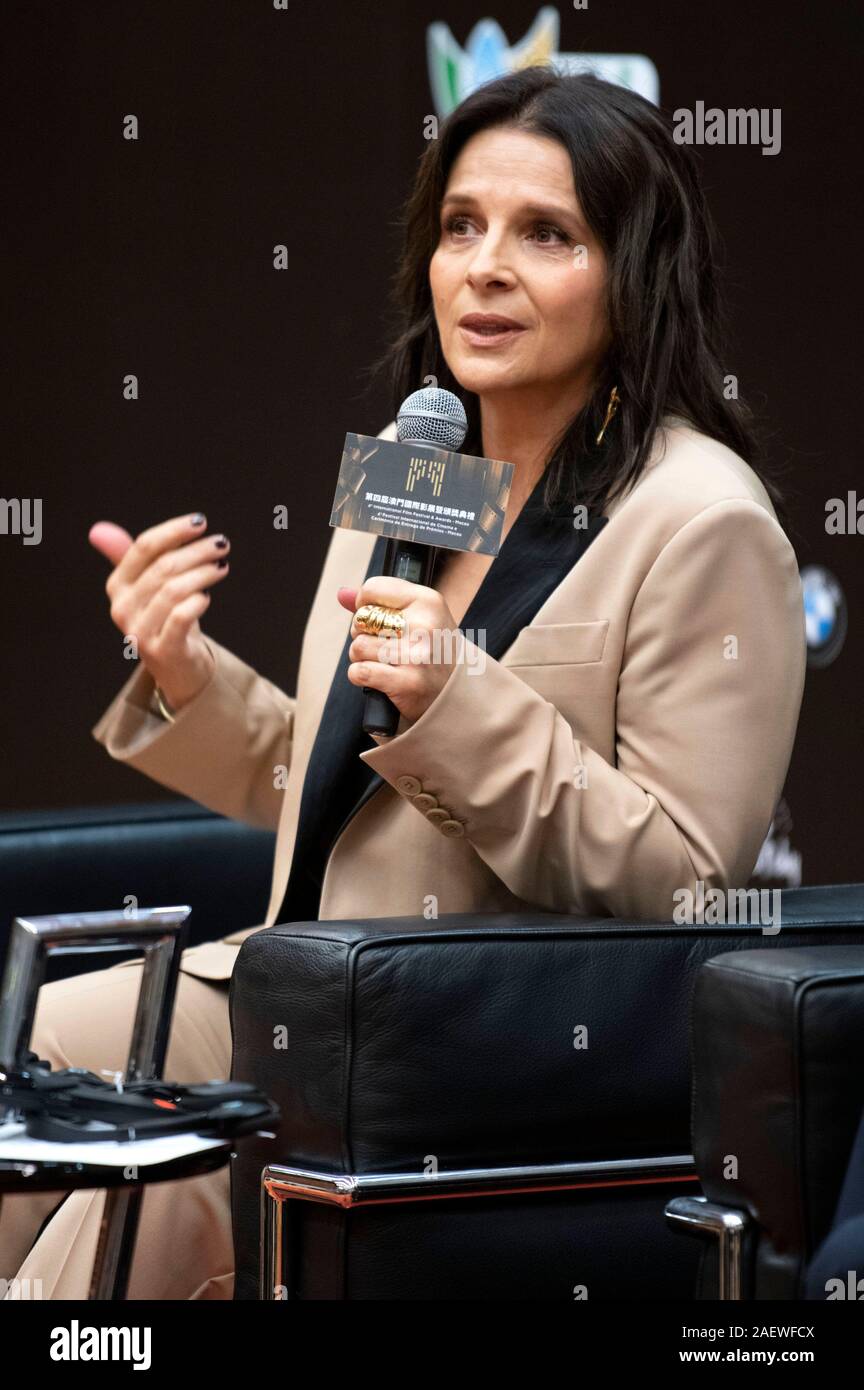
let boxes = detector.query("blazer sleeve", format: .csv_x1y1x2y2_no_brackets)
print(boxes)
90,637,295,832
359,498,807,920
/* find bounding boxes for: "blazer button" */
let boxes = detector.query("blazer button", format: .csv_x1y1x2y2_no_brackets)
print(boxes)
396,775,422,796
412,793,438,812
439,819,465,837
425,807,449,825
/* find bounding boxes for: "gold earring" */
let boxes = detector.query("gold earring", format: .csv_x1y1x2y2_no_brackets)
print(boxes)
595,385,620,445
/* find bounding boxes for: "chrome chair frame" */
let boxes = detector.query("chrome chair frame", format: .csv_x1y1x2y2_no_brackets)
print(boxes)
261,1154,699,1299
665,1193,753,1299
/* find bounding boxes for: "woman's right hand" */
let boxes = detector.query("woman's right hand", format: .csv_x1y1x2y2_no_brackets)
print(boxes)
89,512,231,713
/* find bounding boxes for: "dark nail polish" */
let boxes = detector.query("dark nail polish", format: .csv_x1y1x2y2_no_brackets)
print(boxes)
214,536,229,549
190,513,206,526
216,558,229,568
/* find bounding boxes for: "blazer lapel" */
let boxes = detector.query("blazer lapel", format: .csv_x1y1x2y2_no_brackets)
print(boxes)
274,530,390,924
277,474,608,924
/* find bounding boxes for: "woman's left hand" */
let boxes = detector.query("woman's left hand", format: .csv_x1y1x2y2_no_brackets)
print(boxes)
337,578,461,726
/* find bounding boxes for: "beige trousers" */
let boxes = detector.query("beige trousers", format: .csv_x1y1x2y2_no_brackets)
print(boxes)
0,954,234,1300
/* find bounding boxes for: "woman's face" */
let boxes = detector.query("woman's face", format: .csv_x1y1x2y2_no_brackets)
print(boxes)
429,126,611,403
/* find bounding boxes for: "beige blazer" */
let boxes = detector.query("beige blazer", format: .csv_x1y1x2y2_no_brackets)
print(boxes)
91,416,806,982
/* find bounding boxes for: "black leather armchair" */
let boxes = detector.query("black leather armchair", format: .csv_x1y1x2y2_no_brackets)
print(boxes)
229,884,864,1301
671,937,864,1300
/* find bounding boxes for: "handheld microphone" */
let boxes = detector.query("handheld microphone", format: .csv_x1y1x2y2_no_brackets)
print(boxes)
362,387,469,738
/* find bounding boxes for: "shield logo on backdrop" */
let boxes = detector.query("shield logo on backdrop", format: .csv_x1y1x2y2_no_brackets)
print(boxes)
426,5,660,117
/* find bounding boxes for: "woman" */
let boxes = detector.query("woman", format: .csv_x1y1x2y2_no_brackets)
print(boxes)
1,67,805,1299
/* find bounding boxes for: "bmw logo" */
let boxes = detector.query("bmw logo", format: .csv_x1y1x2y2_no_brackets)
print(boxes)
801,565,847,668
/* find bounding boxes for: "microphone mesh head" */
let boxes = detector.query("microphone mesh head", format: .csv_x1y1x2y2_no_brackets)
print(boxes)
396,387,468,451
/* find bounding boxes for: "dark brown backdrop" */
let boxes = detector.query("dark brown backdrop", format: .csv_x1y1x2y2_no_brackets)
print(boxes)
2,0,859,885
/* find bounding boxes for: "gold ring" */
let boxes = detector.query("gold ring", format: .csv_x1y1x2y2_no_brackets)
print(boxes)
354,603,406,637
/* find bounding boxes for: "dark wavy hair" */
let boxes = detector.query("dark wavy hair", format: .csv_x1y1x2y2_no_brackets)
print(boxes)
370,65,788,525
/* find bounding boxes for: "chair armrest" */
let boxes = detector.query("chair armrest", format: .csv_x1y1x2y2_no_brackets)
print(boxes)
690,942,864,1299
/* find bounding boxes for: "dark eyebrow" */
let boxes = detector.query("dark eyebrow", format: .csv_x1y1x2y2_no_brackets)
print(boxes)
440,191,583,230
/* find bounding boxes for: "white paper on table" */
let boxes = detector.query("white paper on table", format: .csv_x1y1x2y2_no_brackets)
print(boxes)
0,1120,228,1168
